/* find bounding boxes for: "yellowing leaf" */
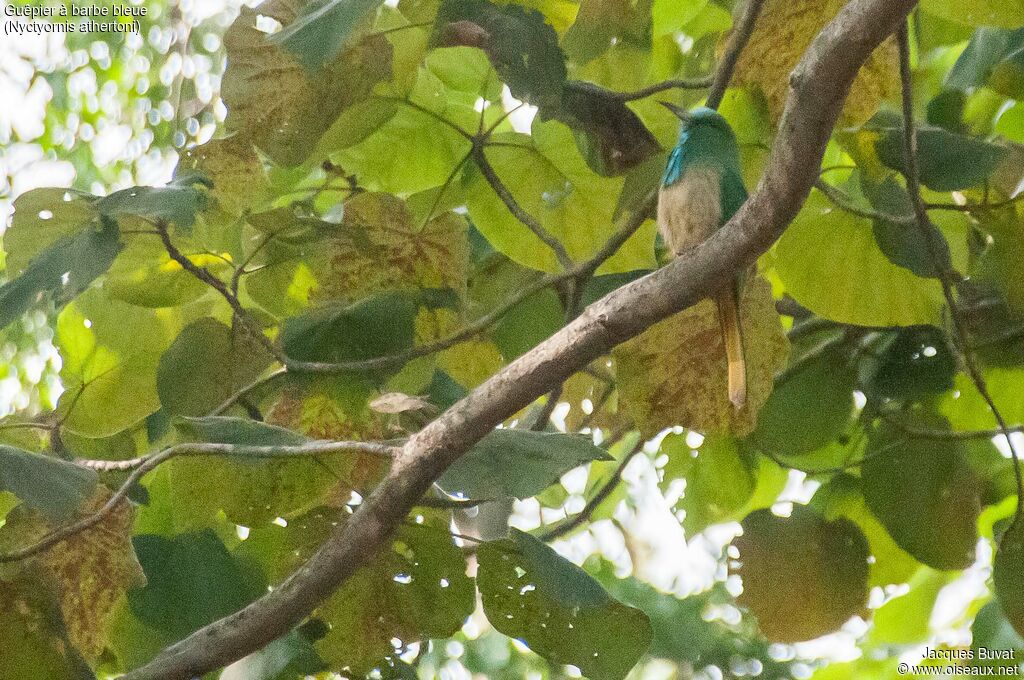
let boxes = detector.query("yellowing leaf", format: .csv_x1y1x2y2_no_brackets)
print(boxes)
222,2,392,166
731,506,870,643
310,192,468,304
729,0,898,125
178,136,269,215
0,491,145,662
615,274,789,437
0,576,90,679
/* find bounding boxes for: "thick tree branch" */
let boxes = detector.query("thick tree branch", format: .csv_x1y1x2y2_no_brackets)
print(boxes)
123,1,917,677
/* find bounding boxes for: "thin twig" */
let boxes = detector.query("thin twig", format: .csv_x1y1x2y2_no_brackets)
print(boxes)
538,438,644,541
470,145,575,271
156,221,287,364
706,0,767,110
3,439,397,563
610,76,714,102
896,25,1024,521
814,178,915,224
880,412,1024,441
286,270,572,374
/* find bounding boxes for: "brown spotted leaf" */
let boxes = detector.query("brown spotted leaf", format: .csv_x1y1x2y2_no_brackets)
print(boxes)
177,135,269,215
731,506,870,643
0,575,92,679
310,192,469,305
0,490,145,663
729,0,898,125
221,0,392,166
615,274,789,437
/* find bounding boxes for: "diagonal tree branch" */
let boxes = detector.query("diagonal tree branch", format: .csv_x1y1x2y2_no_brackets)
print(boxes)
123,1,918,677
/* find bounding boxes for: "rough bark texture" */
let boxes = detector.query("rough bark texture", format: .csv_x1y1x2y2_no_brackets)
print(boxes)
123,0,919,677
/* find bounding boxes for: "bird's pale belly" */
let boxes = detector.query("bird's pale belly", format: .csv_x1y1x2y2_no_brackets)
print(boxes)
657,166,722,256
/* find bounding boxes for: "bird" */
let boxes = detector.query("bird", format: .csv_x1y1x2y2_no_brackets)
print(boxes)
657,103,748,410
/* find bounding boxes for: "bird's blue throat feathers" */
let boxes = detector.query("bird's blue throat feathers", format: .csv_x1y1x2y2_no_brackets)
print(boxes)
661,120,742,188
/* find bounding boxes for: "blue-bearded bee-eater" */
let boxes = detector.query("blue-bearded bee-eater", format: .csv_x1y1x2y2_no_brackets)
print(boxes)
658,103,748,409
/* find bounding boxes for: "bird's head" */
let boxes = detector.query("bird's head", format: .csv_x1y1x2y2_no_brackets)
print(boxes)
660,103,733,135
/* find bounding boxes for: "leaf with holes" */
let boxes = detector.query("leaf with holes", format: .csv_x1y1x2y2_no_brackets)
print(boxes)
477,529,652,680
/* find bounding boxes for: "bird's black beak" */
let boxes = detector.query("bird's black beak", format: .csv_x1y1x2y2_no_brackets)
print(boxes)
659,101,690,121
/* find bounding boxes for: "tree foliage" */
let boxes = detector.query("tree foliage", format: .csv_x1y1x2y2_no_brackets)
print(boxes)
1,0,1024,679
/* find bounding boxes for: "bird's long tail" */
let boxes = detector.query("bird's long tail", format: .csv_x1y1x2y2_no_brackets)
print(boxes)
716,285,746,410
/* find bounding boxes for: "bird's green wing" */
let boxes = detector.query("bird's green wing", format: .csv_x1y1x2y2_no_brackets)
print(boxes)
719,168,749,224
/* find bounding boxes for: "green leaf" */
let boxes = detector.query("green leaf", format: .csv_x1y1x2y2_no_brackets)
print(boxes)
275,0,384,71
333,71,474,194
438,429,611,499
282,292,420,366
922,0,1024,29
652,0,708,37
96,180,208,231
0,221,122,331
994,519,1024,637
173,416,309,447
157,318,273,417
972,600,1024,661
947,28,1024,91
434,0,567,110
861,421,982,570
857,326,956,402
874,125,1008,192
477,529,652,680
812,474,921,588
103,236,213,308
731,506,870,642
0,446,98,522
862,175,953,278
660,434,757,535
774,191,945,326
492,287,564,360
165,416,357,527
58,350,163,439
128,530,265,642
751,347,855,458
867,567,952,646
5,187,97,276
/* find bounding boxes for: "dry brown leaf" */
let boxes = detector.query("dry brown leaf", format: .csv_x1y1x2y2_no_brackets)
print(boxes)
728,0,897,125
615,273,789,437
